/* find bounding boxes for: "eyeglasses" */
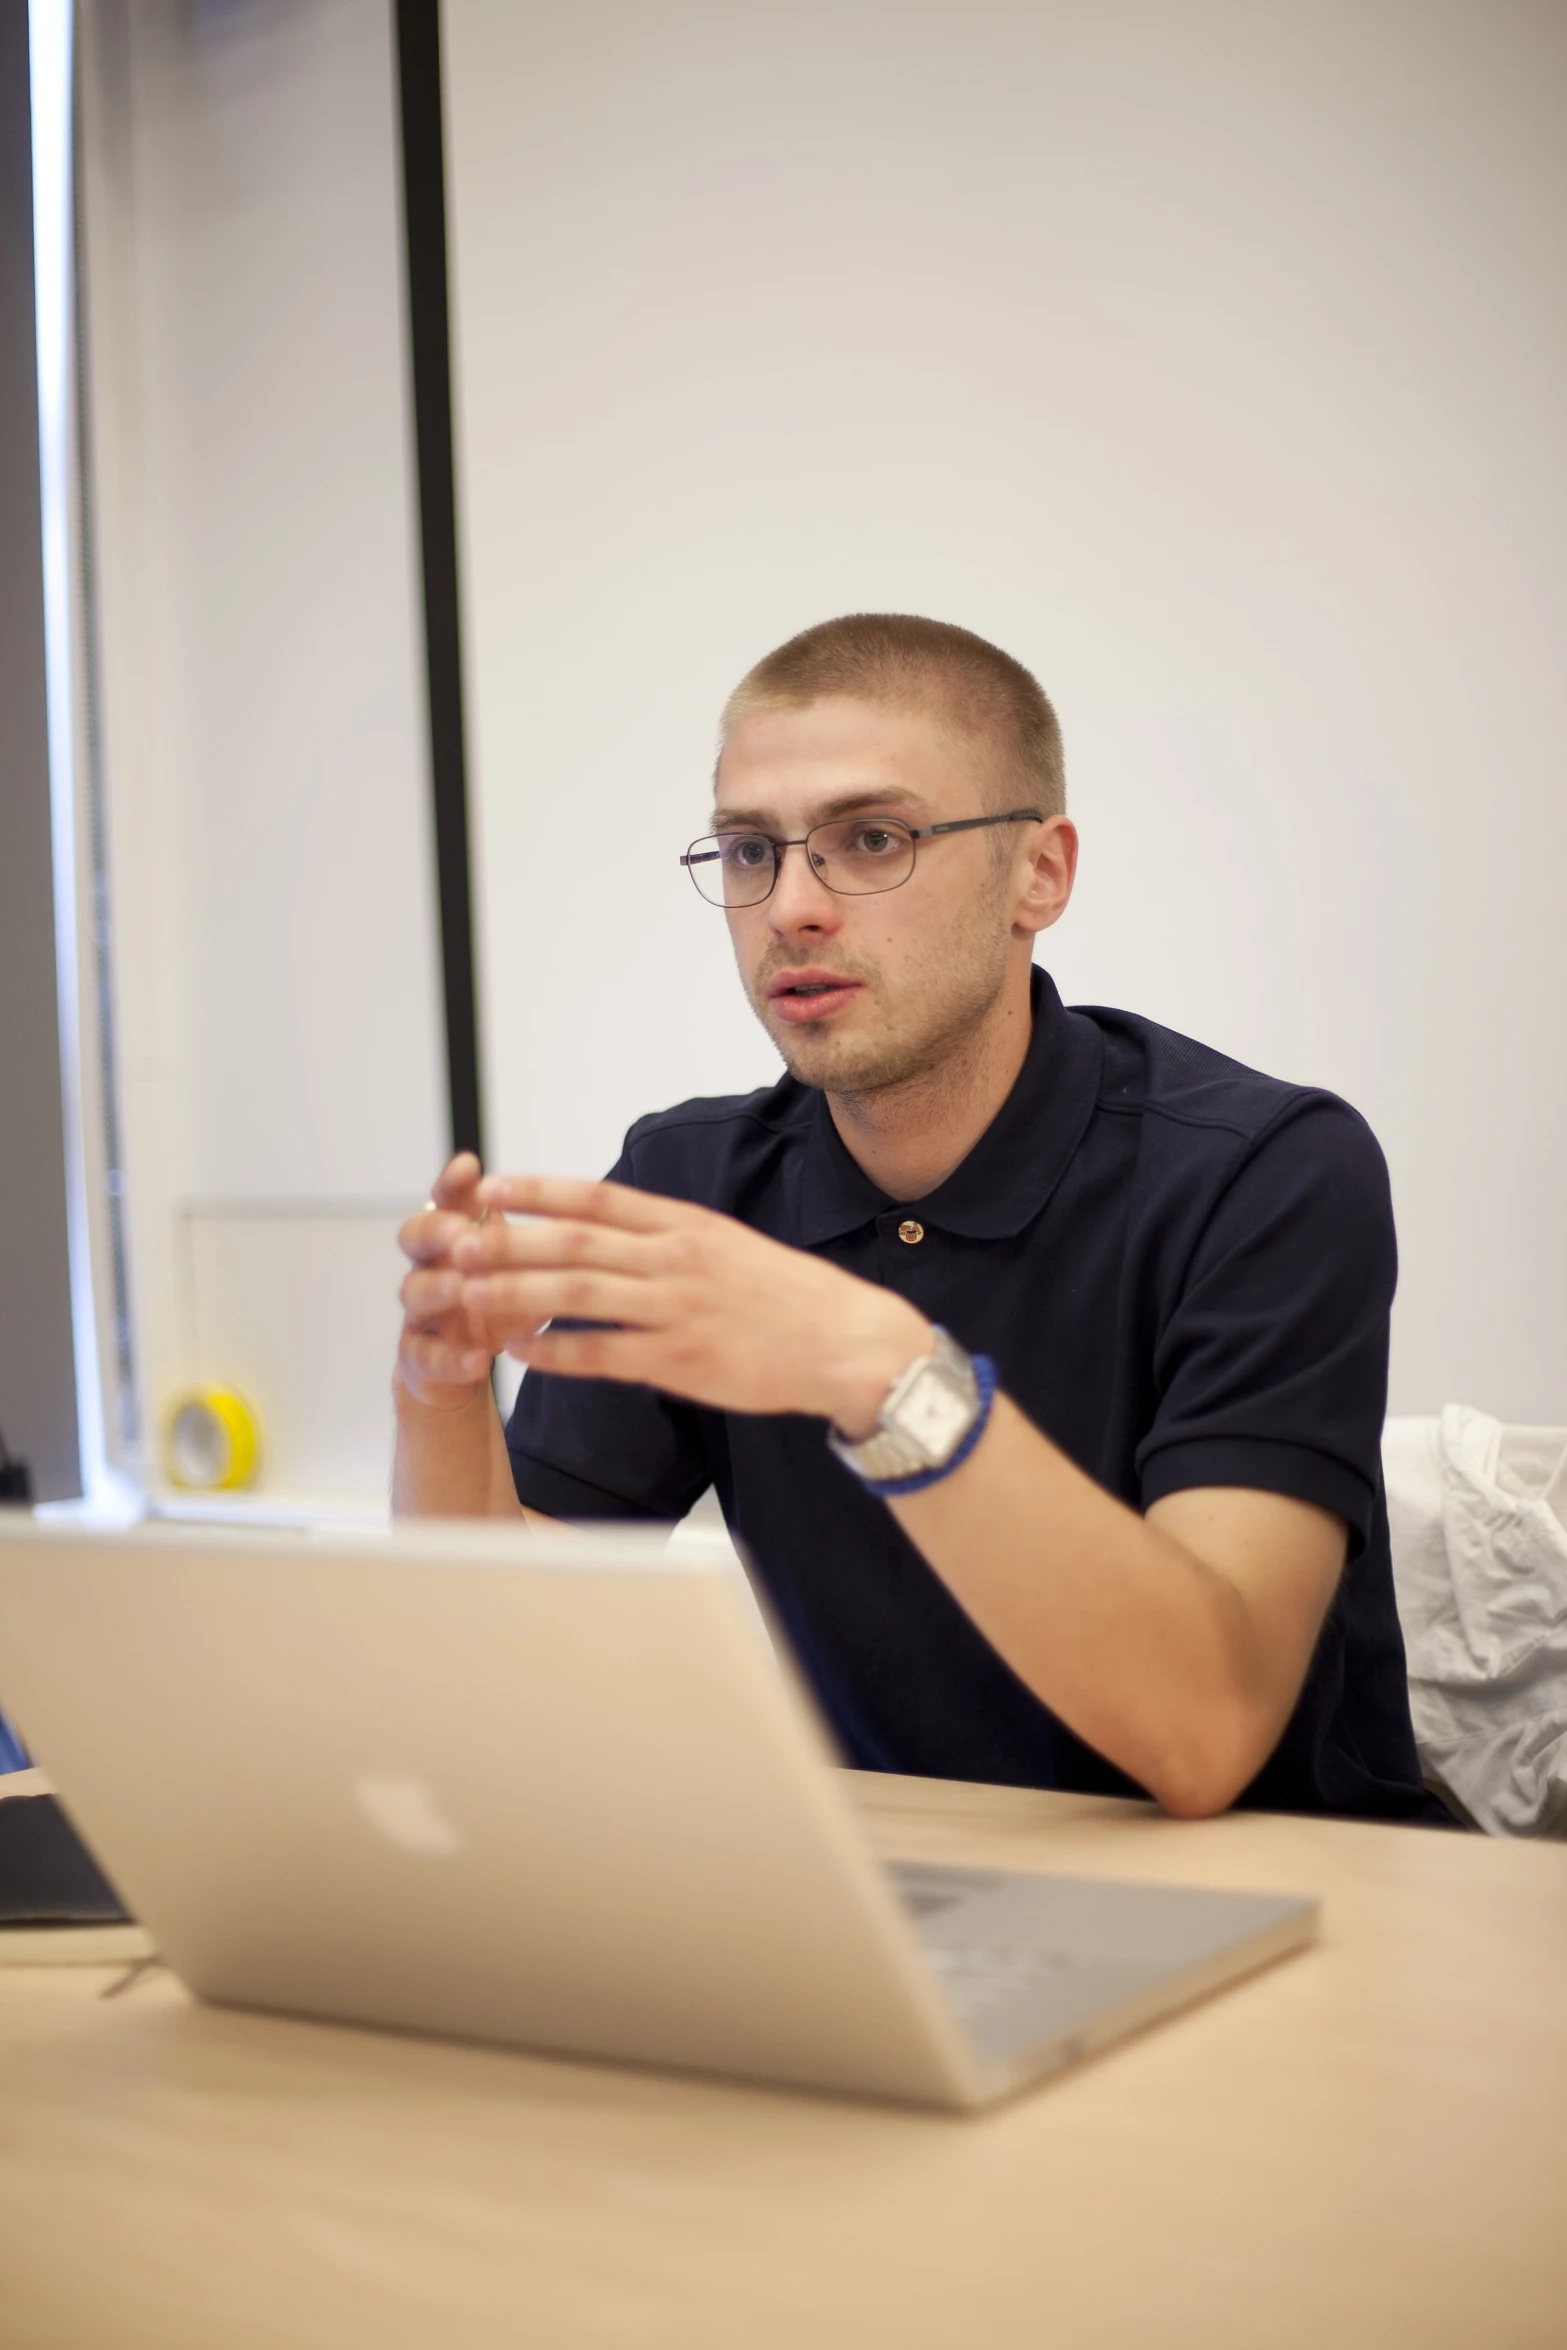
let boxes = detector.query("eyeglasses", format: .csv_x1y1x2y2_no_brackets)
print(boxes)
679,809,1044,909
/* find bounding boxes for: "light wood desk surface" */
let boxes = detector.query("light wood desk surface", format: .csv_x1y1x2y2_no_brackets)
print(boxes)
2,1766,1564,2350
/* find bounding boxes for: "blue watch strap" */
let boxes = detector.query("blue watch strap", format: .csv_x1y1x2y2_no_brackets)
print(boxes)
858,1354,998,1499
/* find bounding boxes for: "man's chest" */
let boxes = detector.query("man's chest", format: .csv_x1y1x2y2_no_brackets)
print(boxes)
796,1196,1172,1496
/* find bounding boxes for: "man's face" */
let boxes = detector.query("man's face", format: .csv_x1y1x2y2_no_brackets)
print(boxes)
713,696,1027,1096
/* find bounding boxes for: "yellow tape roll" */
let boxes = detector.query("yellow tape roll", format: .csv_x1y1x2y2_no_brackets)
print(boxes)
162,1388,261,1492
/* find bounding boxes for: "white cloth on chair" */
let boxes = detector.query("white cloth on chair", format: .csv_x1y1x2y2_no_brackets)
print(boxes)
1383,1408,1567,1836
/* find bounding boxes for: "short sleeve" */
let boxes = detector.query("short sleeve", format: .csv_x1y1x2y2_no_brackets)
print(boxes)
505,1367,711,1523
503,1130,713,1523
1135,1098,1396,1553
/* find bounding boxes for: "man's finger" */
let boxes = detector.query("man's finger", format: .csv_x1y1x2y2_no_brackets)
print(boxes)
474,1173,685,1235
451,1215,652,1278
461,1267,657,1335
399,1198,498,1267
505,1325,662,1384
401,1330,493,1383
398,1156,489,1263
400,1266,465,1318
431,1152,483,1209
398,1209,467,1266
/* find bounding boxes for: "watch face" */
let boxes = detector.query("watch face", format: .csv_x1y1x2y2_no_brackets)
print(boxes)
895,1361,975,1464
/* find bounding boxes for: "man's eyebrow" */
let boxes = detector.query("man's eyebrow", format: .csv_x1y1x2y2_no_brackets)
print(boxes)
708,786,928,831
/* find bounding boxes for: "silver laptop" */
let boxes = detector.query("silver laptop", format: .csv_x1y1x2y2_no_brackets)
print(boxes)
0,1518,1315,2110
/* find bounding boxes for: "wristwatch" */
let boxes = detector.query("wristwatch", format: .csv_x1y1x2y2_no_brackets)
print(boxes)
827,1327,990,1491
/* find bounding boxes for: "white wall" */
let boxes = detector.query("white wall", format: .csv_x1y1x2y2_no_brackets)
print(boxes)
443,0,1567,1422
78,0,446,1499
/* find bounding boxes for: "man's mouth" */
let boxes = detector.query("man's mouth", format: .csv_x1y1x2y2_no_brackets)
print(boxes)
765,970,864,1025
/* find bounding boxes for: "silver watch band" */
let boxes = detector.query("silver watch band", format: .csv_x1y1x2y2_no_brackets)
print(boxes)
826,1328,981,1484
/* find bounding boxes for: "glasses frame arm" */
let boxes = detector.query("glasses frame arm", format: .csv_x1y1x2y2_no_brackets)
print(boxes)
907,808,1045,842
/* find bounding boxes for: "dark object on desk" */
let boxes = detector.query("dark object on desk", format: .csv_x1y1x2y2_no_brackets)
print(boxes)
0,1417,33,1504
0,1795,132,1925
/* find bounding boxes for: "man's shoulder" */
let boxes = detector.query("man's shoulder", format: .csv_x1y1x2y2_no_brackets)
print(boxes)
1074,1002,1383,1162
614,1072,815,1197
1068,1003,1392,1241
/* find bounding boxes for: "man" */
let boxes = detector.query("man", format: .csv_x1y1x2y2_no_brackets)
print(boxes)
394,614,1440,1824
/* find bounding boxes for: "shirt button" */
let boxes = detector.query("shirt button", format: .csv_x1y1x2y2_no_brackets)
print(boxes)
897,1220,924,1245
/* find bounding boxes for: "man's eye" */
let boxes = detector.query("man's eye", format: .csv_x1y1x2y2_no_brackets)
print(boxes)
724,837,772,869
852,826,898,855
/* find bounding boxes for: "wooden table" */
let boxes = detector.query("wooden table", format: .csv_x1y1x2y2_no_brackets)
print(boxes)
2,1766,1564,2349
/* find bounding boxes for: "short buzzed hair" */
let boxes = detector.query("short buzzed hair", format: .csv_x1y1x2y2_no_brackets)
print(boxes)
720,613,1066,818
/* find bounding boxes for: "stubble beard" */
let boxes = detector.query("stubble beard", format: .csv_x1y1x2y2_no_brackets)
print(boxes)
743,889,1014,1108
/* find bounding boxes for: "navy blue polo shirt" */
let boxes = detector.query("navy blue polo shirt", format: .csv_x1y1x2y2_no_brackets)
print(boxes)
507,968,1440,1822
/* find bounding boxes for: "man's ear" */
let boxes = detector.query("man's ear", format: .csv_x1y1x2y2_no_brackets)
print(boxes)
1013,816,1078,939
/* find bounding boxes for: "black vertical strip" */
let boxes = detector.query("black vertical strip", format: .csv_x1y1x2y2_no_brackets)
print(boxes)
393,0,484,1162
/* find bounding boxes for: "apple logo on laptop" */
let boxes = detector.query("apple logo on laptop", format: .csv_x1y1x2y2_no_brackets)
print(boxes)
353,1773,465,1857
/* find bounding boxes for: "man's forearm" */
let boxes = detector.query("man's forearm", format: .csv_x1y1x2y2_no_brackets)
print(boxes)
890,1396,1341,1818
391,1370,523,1519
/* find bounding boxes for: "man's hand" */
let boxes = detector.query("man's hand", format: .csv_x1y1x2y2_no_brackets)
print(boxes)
395,1153,501,1413
392,1153,544,1522
453,1174,933,1438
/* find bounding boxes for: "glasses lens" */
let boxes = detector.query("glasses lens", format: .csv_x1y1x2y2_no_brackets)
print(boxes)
684,834,776,907
807,817,916,895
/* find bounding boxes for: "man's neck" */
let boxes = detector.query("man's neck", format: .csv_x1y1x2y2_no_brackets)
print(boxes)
826,972,1036,1202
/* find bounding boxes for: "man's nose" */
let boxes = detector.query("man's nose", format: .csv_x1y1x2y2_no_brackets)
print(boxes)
767,841,842,934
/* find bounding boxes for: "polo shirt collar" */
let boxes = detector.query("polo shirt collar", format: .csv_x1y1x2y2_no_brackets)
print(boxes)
797,967,1104,1244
